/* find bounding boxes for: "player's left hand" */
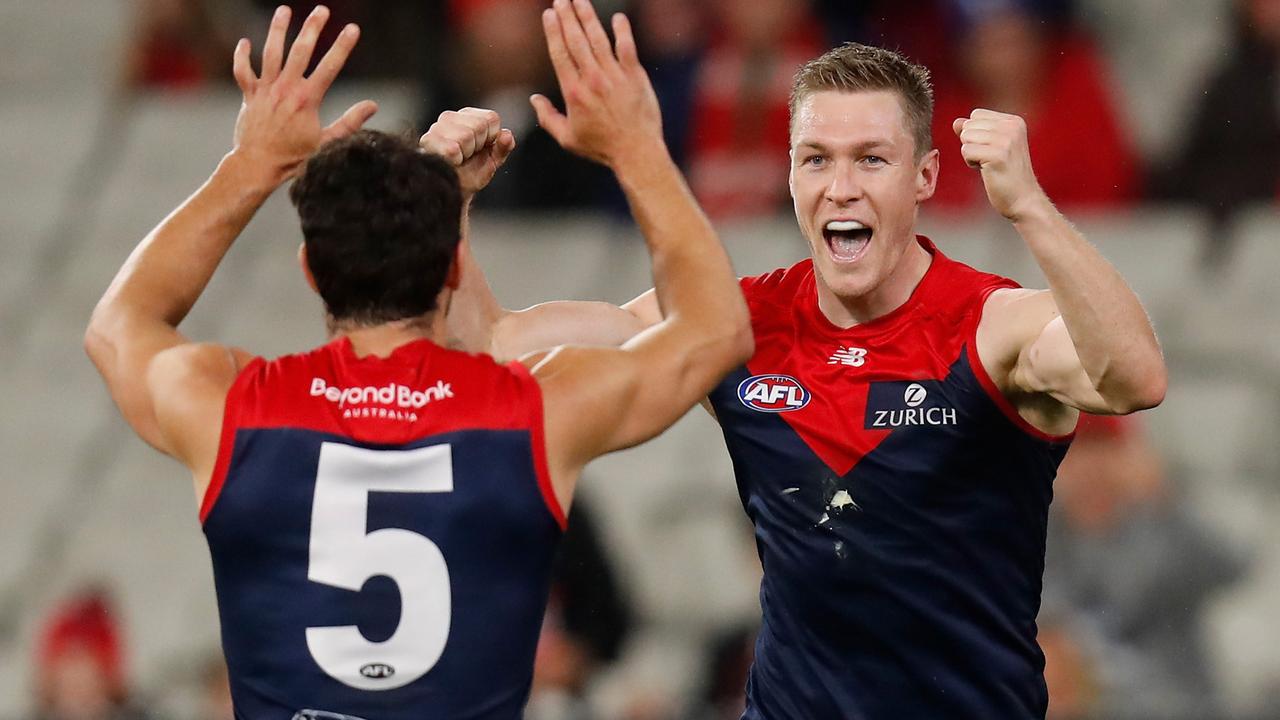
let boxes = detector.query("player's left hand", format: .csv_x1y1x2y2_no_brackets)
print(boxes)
230,5,378,181
952,109,1049,221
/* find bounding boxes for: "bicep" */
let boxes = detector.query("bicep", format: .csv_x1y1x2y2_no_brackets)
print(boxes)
491,295,655,363
1015,316,1111,413
534,328,719,470
987,290,1110,414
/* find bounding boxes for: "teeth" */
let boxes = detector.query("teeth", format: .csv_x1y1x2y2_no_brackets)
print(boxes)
825,220,866,232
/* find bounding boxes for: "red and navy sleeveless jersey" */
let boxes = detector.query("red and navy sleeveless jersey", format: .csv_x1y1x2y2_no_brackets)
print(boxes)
200,337,565,720
709,237,1073,720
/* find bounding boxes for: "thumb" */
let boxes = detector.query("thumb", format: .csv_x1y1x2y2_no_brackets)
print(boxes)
493,128,516,165
952,117,967,138
321,99,379,144
530,94,571,148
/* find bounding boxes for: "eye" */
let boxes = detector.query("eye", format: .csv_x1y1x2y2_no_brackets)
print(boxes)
802,155,826,168
863,155,886,167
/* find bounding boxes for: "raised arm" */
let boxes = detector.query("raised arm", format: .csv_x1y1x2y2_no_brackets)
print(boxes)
85,5,376,474
518,0,751,505
421,107,660,363
954,110,1167,433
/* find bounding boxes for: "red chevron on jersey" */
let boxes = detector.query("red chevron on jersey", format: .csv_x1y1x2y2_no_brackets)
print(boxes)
737,236,1019,476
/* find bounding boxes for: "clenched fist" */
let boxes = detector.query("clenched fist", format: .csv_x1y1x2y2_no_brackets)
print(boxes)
952,109,1050,222
420,107,516,199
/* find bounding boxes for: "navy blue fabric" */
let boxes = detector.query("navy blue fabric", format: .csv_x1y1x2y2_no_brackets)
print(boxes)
710,350,1069,720
204,427,560,720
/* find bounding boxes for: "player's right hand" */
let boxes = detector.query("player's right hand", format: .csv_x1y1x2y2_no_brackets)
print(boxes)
531,0,663,169
230,5,377,182
420,108,516,199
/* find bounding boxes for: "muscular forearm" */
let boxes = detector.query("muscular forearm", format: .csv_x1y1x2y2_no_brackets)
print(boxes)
612,142,749,347
1013,198,1166,408
91,152,281,334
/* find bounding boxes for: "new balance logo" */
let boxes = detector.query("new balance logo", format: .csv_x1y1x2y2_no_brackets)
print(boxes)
828,346,868,367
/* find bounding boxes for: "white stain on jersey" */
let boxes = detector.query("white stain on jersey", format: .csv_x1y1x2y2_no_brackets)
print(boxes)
829,489,858,511
816,489,860,527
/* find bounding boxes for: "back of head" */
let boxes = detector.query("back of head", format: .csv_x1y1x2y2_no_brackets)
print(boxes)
790,43,934,158
289,130,462,326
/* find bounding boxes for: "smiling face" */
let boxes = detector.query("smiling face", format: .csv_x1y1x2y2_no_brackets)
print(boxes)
789,90,939,320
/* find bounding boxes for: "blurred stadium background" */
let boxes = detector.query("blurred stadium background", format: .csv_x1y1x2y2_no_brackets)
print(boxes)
2,0,1279,718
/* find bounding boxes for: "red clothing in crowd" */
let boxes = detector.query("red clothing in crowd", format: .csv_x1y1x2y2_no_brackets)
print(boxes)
686,23,824,220
931,35,1140,212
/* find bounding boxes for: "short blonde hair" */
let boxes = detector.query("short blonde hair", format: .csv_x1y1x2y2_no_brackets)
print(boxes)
790,43,934,158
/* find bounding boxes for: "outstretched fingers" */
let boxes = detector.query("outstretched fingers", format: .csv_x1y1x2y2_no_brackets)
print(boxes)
309,23,360,93
554,0,599,75
281,5,330,81
612,13,641,73
232,38,256,94
572,0,615,70
543,8,578,90
260,5,291,83
321,99,378,144
530,93,571,147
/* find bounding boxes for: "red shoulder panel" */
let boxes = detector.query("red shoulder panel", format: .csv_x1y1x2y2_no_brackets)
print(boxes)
200,338,566,528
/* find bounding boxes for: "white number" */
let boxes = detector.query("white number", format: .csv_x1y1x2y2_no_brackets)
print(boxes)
305,442,453,690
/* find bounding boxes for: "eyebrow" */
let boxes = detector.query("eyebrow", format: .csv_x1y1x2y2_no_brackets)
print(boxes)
795,139,895,154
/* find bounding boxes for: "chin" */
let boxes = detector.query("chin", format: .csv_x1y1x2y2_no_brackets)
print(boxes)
814,258,878,300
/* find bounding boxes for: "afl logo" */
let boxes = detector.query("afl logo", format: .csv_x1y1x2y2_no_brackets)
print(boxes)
359,663,396,680
738,374,811,413
904,383,927,407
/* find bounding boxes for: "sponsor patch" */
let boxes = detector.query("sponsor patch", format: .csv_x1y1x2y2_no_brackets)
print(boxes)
738,374,811,413
865,380,959,428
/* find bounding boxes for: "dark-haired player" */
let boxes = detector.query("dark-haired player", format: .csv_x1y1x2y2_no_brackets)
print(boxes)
84,3,750,718
437,21,1167,719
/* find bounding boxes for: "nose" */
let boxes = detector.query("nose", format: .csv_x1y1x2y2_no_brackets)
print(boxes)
824,162,863,205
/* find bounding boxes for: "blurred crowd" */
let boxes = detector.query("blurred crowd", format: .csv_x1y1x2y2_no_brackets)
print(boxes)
123,0,1280,228
31,0,1268,718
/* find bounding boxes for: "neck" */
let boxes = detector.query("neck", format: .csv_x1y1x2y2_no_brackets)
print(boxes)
815,238,933,328
328,312,449,359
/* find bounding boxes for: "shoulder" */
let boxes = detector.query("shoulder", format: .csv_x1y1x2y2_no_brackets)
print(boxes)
740,259,813,329
149,343,255,395
918,245,1021,324
740,259,812,300
147,343,255,472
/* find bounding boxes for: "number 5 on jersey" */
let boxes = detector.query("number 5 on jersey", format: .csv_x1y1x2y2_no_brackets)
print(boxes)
307,442,454,690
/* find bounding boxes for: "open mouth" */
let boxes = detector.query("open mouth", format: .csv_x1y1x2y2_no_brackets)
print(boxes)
823,220,873,263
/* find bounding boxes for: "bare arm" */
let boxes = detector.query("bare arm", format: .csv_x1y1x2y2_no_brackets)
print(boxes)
85,6,376,474
956,110,1167,428
422,106,661,362
519,0,751,508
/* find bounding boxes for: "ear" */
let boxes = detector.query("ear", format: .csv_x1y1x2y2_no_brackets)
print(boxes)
297,243,319,294
443,243,463,291
787,146,797,198
916,148,940,203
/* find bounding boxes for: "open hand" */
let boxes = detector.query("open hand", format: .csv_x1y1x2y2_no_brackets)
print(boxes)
953,109,1049,221
230,5,378,180
530,0,662,168
420,108,516,199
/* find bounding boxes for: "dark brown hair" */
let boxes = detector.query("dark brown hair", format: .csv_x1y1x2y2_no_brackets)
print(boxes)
289,130,462,325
